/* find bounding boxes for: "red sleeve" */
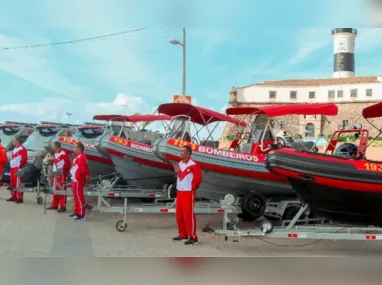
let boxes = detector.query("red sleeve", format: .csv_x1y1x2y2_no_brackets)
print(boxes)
0,147,7,165
20,148,28,168
191,163,203,191
75,155,89,181
64,154,71,177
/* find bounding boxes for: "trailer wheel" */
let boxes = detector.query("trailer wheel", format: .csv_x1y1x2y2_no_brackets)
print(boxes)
260,220,274,234
283,206,305,222
240,191,266,221
167,184,177,199
37,197,43,204
116,220,127,232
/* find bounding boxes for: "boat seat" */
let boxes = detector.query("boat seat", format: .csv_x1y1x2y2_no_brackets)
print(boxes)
138,139,152,146
238,143,253,154
290,141,316,152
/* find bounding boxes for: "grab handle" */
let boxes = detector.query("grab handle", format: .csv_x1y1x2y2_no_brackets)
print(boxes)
299,175,314,181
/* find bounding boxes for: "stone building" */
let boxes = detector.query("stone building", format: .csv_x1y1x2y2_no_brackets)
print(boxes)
220,29,382,147
220,76,382,147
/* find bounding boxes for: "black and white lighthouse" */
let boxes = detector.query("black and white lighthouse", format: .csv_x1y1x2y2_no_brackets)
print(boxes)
332,28,357,78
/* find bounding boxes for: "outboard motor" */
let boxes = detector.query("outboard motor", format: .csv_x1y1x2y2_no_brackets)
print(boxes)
334,143,358,158
42,152,54,187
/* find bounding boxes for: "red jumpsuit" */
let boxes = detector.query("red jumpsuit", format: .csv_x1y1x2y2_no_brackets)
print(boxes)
176,158,203,240
50,149,71,209
70,152,89,217
0,145,7,187
9,144,28,201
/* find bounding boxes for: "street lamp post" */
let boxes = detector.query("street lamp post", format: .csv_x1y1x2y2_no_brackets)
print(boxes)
66,112,72,123
170,28,186,96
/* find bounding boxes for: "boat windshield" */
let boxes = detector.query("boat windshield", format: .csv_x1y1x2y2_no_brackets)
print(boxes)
248,114,274,143
24,128,58,151
166,116,191,140
0,130,17,148
77,127,104,143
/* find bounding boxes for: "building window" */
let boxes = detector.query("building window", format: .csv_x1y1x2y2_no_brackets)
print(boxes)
309,91,315,99
290,91,297,100
305,123,315,137
366,89,373,97
337,90,343,98
269,91,276,99
350,89,358,98
328,90,335,99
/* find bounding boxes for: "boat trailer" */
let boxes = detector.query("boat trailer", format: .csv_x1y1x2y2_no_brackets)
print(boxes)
13,170,241,232
213,204,382,242
12,169,318,232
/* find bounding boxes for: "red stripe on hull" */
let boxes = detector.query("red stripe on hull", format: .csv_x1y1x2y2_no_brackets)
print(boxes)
164,153,286,183
107,148,173,171
272,167,382,193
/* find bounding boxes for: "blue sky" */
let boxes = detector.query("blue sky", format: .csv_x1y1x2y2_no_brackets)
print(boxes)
0,0,381,131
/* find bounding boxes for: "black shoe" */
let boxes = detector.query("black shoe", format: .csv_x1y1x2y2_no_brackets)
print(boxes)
57,208,66,213
69,213,77,218
185,238,198,245
173,236,188,241
6,198,15,202
46,206,58,210
15,200,23,204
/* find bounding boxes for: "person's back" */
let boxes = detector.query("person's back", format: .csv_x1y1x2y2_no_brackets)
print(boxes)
0,144,7,167
0,142,7,187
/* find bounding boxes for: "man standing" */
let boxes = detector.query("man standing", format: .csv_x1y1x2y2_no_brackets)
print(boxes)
7,137,28,203
69,142,89,221
173,145,203,245
0,139,7,187
47,142,71,212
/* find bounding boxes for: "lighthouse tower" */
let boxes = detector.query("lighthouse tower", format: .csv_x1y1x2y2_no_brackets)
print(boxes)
332,28,357,78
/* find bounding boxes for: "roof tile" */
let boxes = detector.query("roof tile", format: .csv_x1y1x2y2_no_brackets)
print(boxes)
253,76,380,87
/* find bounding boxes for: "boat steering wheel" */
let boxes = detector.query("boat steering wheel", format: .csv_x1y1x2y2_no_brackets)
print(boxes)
192,136,199,145
276,137,286,147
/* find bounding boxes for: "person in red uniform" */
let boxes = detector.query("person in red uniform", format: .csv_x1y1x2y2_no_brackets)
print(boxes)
0,139,8,187
69,142,89,221
173,145,203,245
7,137,28,203
47,141,71,212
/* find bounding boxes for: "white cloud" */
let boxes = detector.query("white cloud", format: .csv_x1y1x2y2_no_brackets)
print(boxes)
287,29,331,65
0,33,85,99
0,93,152,123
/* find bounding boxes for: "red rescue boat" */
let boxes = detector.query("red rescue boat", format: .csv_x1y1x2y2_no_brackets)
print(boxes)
92,114,175,188
265,101,382,226
153,102,338,220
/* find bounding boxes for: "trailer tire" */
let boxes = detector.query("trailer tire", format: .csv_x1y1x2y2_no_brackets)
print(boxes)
37,197,43,204
260,220,274,234
283,206,305,222
167,184,177,199
116,220,127,232
240,191,266,221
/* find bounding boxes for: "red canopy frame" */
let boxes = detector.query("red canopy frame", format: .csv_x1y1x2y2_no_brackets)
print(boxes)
226,103,339,117
157,103,247,127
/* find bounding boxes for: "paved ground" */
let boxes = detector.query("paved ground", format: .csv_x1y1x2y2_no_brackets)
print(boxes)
1,186,382,257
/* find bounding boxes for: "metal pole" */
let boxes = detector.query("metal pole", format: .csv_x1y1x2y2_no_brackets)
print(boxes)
182,28,186,96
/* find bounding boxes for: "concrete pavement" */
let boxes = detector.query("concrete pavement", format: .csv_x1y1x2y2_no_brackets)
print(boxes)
0,187,382,257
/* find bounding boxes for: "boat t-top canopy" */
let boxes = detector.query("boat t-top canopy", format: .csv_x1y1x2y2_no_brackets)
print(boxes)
362,102,382,119
157,103,247,127
93,114,172,122
226,103,339,117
